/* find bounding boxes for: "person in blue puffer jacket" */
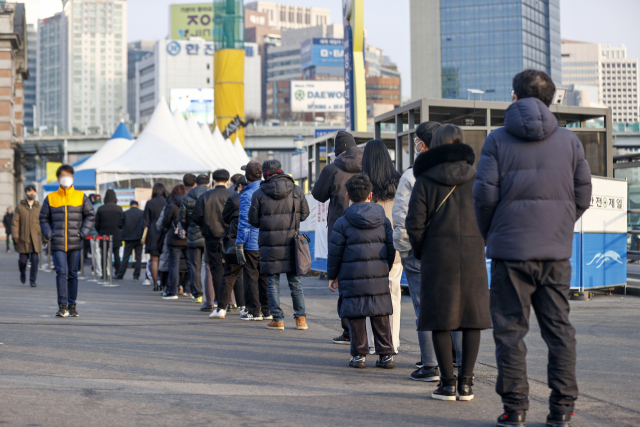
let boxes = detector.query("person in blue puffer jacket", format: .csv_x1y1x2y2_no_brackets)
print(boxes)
235,160,270,321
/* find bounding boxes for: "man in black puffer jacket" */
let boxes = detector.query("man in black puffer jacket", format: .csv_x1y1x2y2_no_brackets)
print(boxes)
328,174,396,369
473,70,592,427
311,130,363,345
249,160,310,330
180,174,210,302
192,169,234,310
95,189,123,274
115,200,144,280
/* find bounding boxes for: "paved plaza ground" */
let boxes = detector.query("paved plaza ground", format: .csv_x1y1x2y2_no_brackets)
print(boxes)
0,250,639,426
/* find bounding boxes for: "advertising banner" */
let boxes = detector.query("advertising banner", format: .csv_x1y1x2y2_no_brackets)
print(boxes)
314,200,329,259
291,80,346,113
170,88,214,124
301,38,344,70
170,3,213,40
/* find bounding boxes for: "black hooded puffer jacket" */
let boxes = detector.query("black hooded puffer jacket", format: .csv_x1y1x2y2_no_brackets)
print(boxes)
327,202,395,319
95,189,122,241
248,174,309,275
473,97,592,261
311,145,363,240
179,184,208,248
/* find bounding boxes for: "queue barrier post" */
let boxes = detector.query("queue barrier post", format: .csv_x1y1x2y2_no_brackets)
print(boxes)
78,240,85,280
87,238,98,282
103,235,119,288
97,236,108,285
38,245,44,270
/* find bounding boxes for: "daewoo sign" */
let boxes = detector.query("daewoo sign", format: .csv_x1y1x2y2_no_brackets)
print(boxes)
291,80,346,113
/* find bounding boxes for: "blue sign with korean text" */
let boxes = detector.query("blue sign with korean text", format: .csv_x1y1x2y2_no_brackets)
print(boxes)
314,129,343,139
166,41,213,56
301,38,344,70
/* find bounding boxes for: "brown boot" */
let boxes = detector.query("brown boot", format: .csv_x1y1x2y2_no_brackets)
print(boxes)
266,320,284,330
295,316,308,330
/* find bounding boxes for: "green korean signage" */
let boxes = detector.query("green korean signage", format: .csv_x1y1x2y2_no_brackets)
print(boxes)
170,3,213,41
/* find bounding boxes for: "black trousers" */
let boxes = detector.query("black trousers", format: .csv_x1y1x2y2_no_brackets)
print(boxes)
243,250,269,316
19,252,39,283
491,259,578,415
348,316,393,357
205,241,224,304
6,233,12,250
341,315,350,338
432,329,481,380
187,247,204,297
117,240,142,279
217,262,246,309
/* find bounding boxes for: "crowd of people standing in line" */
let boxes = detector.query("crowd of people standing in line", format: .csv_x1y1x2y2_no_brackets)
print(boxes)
3,69,590,427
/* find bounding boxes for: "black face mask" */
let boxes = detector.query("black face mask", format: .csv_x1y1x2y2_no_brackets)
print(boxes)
26,194,36,201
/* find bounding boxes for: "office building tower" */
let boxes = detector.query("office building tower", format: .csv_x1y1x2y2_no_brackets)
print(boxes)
37,0,127,133
24,24,37,130
245,1,330,31
127,40,154,122
562,40,638,123
411,0,561,102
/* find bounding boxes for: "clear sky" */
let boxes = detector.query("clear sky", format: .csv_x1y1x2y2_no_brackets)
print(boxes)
127,0,640,98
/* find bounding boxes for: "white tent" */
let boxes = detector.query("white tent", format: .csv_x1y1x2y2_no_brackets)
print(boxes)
96,98,209,184
173,111,221,171
233,137,251,165
186,115,224,170
75,121,135,172
213,126,245,170
199,123,241,174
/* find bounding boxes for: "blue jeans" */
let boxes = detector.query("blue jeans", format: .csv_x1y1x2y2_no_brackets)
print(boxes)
53,250,81,305
267,273,306,322
403,251,462,367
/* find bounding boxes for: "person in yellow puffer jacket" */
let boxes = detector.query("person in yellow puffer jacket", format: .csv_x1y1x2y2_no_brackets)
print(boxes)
39,165,95,318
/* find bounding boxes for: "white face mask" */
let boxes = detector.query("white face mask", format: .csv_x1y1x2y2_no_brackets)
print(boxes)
59,176,74,188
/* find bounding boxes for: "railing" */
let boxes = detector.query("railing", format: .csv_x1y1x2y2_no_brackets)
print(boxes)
628,209,640,260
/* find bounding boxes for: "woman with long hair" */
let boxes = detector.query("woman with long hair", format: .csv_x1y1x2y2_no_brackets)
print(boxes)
142,183,167,291
361,139,403,355
160,184,189,299
406,124,491,401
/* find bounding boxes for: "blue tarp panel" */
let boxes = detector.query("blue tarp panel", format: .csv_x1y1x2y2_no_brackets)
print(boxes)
43,168,96,191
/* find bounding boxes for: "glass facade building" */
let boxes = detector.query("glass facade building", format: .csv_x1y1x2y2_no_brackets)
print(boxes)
440,0,561,102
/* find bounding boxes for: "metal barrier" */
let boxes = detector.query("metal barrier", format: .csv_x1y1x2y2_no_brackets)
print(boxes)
87,238,98,282
103,235,119,288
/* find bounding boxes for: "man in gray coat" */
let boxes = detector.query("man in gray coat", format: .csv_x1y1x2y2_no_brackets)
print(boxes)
473,70,592,427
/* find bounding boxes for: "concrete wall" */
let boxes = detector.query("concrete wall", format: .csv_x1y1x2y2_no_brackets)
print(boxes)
410,0,441,102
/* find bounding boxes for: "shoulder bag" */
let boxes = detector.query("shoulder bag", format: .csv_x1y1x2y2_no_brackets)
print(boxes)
426,185,457,228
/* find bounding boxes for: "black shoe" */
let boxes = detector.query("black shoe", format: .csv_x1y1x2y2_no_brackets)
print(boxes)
153,285,159,291
113,276,124,281
349,355,366,369
332,335,350,345
431,378,456,401
546,413,571,427
411,366,440,382
457,376,474,401
68,304,79,317
30,281,37,287
55,304,69,317
200,305,214,313
20,271,26,284
497,411,526,426
375,355,395,369
133,276,139,281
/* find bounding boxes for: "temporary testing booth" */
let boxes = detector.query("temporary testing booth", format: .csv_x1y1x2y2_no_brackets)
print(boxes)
303,98,625,294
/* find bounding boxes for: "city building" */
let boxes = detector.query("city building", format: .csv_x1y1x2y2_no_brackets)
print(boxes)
411,0,561,102
561,40,639,123
0,2,29,230
127,40,154,123
245,1,330,31
37,0,127,133
21,0,63,133
135,38,261,125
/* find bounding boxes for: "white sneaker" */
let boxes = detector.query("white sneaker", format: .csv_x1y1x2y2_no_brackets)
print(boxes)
142,279,151,286
209,308,226,319
239,307,247,316
162,294,178,300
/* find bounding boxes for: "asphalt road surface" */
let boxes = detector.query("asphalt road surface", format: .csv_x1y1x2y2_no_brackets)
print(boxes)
0,249,638,426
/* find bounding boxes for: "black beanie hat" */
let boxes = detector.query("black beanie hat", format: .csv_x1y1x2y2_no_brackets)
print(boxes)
262,159,283,177
334,131,356,155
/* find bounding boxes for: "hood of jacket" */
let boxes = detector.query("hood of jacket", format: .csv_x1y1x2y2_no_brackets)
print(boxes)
413,143,476,186
104,189,118,204
344,202,385,230
333,145,363,174
260,174,294,200
504,97,559,141
19,199,40,208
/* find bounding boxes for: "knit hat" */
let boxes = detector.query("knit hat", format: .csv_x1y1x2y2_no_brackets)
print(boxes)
261,159,284,178
334,131,356,155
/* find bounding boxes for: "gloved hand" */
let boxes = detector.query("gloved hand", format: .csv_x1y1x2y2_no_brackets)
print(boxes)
236,243,246,266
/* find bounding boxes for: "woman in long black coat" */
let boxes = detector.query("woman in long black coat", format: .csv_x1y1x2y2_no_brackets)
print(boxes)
143,183,167,290
406,124,491,402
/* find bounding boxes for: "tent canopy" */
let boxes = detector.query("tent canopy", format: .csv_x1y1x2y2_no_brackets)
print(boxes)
75,121,135,172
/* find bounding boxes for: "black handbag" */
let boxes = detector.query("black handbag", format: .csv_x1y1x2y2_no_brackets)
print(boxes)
292,194,311,276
